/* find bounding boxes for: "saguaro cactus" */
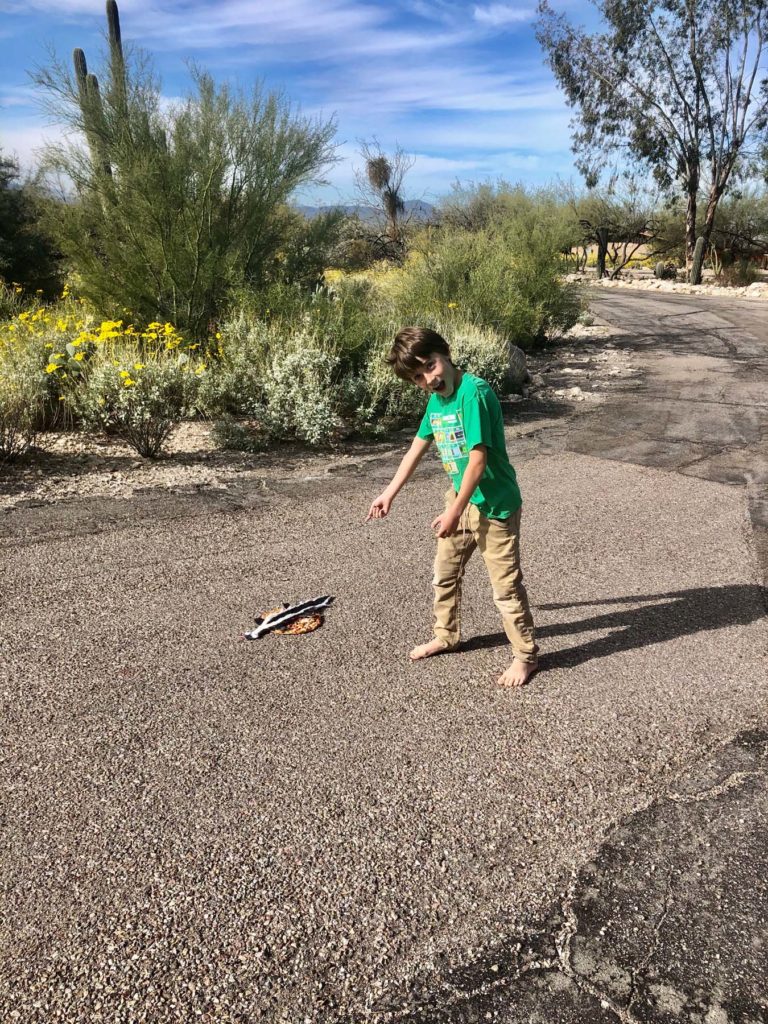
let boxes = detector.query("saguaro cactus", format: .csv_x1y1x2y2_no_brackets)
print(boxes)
72,0,129,180
73,46,112,179
106,0,128,119
690,235,706,285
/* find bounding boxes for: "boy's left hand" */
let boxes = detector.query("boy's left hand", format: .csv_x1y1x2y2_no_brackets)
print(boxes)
431,508,461,537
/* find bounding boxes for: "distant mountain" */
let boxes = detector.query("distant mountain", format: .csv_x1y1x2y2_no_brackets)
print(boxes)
293,199,436,223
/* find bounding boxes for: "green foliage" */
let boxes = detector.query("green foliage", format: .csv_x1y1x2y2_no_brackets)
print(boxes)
390,224,581,347
0,152,61,298
74,351,199,458
709,189,768,260
0,334,48,462
718,259,760,287
34,1,337,339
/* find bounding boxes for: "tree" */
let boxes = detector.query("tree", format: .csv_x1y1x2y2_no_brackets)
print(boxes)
537,0,768,282
33,0,336,336
565,178,671,278
0,149,60,296
355,140,414,256
707,186,768,261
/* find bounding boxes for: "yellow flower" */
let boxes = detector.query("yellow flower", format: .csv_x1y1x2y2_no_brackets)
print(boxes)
52,352,64,359
448,302,458,309
14,287,22,294
133,362,144,371
119,369,130,378
123,377,136,387
45,362,60,373
215,332,222,340
74,351,85,362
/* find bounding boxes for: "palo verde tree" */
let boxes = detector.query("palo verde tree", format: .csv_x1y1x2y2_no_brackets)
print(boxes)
33,0,336,337
537,0,768,282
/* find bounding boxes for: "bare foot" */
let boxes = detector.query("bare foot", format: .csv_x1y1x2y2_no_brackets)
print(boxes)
497,658,538,688
409,638,451,661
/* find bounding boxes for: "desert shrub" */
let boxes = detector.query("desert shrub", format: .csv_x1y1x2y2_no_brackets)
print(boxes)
447,322,512,391
718,259,759,287
74,351,200,457
389,228,581,347
263,348,347,445
197,313,274,418
35,2,336,339
0,280,28,321
0,348,48,462
0,301,83,430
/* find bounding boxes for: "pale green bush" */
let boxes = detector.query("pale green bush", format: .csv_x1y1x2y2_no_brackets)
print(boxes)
264,349,345,445
0,364,46,461
448,321,511,392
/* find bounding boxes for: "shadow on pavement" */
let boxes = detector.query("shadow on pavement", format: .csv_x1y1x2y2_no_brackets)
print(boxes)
461,585,766,668
541,584,766,669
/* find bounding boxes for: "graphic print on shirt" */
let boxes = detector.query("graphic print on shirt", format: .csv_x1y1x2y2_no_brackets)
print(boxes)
430,410,468,477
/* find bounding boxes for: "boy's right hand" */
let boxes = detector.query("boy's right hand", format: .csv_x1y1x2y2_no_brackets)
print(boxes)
366,493,392,521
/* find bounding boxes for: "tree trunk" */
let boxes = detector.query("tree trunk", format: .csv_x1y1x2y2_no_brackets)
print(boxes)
701,184,724,246
596,227,609,279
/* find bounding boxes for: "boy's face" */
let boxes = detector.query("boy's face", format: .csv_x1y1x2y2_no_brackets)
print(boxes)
411,352,458,398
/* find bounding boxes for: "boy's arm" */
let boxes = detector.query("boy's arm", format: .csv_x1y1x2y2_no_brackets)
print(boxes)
366,435,432,521
431,445,487,537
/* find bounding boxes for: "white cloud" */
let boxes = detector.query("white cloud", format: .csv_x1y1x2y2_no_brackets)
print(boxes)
305,60,564,117
473,3,534,27
0,85,38,108
0,116,70,171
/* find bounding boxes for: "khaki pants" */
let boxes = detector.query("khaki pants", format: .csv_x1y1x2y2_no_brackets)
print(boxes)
433,488,538,663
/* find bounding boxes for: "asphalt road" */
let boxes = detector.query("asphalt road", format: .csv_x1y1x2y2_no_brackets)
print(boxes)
1,288,767,1022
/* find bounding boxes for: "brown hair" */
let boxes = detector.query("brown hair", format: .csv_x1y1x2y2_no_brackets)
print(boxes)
386,327,452,381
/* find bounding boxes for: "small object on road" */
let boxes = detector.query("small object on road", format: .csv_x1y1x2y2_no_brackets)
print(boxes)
244,595,334,640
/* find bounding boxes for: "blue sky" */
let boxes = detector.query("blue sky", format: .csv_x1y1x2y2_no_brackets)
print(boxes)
0,0,593,205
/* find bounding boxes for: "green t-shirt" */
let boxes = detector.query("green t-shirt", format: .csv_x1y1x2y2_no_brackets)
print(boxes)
416,371,521,519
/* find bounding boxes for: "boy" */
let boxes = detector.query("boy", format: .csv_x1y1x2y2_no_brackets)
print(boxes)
366,327,538,688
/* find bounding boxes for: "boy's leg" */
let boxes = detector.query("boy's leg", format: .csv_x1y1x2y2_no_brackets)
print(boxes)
412,489,477,658
476,509,538,679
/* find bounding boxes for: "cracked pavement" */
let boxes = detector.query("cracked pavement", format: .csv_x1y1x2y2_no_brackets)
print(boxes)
1,289,767,1021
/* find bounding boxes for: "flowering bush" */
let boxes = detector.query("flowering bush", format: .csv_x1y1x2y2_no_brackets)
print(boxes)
0,291,205,457
75,352,201,458
0,352,47,462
